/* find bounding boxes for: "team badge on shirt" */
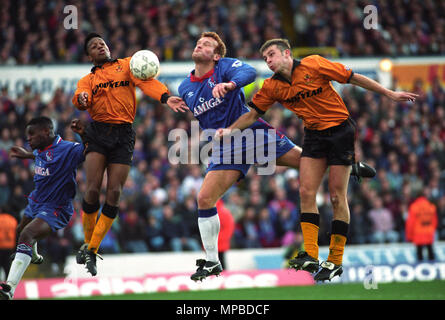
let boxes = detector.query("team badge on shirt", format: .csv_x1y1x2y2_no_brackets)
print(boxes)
45,150,53,162
304,74,314,84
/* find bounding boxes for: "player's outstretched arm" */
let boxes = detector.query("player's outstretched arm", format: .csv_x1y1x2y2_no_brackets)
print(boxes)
215,108,261,140
165,95,189,113
349,73,419,102
9,146,35,160
133,74,188,113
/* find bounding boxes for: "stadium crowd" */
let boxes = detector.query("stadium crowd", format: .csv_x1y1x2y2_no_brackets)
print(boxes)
0,0,444,275
1,74,444,270
0,0,444,66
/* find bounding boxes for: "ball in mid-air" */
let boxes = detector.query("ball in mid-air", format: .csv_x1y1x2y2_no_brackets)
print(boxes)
130,50,160,80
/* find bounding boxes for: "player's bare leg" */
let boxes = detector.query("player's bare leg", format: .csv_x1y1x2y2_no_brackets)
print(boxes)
275,146,301,168
10,216,43,265
315,165,350,281
275,145,375,179
191,169,241,281
83,163,130,276
77,152,106,266
327,165,351,224
1,218,51,300
83,152,107,205
289,157,327,273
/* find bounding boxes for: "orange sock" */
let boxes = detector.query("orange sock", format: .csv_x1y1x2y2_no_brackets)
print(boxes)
300,213,320,259
88,214,114,253
327,220,349,266
82,210,99,244
327,234,347,265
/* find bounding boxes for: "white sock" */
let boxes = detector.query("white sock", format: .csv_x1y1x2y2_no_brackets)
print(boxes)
7,252,32,295
198,214,220,262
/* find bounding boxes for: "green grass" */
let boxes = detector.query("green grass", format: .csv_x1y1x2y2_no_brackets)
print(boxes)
60,280,445,300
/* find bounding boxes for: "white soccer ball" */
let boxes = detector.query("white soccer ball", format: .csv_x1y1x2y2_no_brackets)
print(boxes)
130,50,160,80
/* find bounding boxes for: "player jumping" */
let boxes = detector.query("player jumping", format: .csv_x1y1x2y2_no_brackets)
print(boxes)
178,32,376,282
72,33,186,276
216,38,418,281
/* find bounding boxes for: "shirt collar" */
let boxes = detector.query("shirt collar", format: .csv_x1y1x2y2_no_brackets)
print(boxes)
190,68,215,82
38,135,62,153
271,59,301,83
91,58,118,73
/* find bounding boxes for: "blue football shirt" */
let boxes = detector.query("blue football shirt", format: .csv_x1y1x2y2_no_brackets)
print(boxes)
28,135,85,206
178,57,257,130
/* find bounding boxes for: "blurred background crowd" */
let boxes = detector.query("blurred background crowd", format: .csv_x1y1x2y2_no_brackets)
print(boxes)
1,0,444,65
1,0,445,275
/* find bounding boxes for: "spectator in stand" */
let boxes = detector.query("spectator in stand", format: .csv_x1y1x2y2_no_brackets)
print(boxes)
45,226,73,276
178,196,201,244
406,189,438,261
145,214,165,252
119,208,149,253
161,205,200,252
268,187,297,223
382,192,405,240
274,208,299,246
257,208,279,248
368,196,399,243
0,172,11,208
234,207,261,248
349,202,371,244
2,0,443,66
7,185,27,216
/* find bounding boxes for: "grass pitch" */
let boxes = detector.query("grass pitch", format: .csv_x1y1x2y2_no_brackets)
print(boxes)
63,280,445,300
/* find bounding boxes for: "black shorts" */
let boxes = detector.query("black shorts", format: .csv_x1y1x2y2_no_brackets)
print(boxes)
83,121,135,165
301,118,356,166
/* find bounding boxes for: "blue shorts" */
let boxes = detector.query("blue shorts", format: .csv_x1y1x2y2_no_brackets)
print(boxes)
207,119,296,180
24,198,74,232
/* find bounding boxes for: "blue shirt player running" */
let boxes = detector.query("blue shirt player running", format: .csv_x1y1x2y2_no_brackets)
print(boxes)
179,32,376,282
0,117,85,300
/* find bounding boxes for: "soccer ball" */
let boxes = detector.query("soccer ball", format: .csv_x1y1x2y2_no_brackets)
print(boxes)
130,50,160,80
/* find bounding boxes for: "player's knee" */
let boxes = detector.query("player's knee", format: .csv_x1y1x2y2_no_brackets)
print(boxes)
329,193,346,209
299,185,317,202
85,187,101,203
18,227,36,244
106,187,122,206
330,195,340,209
197,192,215,209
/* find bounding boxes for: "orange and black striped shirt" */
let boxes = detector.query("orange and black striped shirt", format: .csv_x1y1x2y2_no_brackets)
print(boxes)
72,57,169,124
250,55,354,130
